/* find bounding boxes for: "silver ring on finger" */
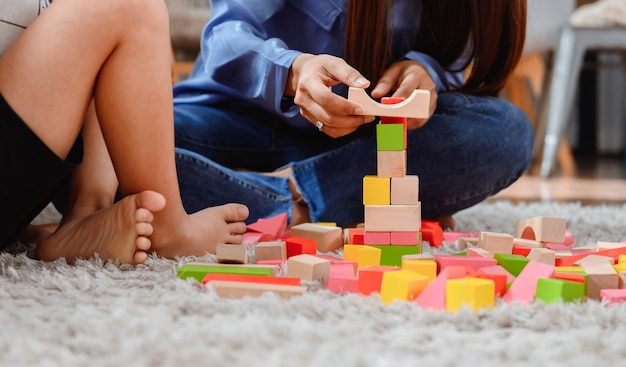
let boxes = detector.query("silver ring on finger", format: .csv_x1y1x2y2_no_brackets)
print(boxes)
315,121,324,131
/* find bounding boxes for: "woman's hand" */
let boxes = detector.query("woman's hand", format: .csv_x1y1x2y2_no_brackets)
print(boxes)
370,60,437,129
286,53,375,138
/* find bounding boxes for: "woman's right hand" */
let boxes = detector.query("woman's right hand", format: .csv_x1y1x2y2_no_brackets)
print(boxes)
286,53,375,138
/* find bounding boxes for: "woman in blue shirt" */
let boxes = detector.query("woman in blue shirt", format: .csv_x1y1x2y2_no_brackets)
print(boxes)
173,0,532,229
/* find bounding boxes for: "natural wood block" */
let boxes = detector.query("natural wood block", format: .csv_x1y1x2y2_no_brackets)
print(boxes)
358,265,400,296
516,216,566,243
376,123,405,151
216,244,248,264
362,175,390,205
527,248,556,265
254,241,287,261
377,150,406,178
445,277,495,313
342,245,382,269
535,278,585,304
597,241,626,251
290,223,343,253
380,269,429,304
513,237,544,248
401,259,436,282
575,255,618,300
347,87,431,119
390,175,419,205
284,236,317,258
468,248,491,258
287,254,331,284
556,246,626,266
364,204,421,232
202,273,301,286
402,253,434,262
414,265,467,310
209,281,306,299
477,231,514,256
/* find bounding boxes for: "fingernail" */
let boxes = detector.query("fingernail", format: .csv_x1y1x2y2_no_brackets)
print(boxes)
238,207,248,217
354,105,364,114
354,77,369,86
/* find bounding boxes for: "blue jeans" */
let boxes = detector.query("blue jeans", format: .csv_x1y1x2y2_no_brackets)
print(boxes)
174,93,534,226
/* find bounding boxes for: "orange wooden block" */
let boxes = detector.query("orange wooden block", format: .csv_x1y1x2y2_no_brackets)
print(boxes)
469,271,508,297
285,236,317,258
358,266,400,296
420,220,443,248
556,247,626,266
512,244,532,257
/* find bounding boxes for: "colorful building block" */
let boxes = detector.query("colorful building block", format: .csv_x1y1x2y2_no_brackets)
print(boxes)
287,254,331,284
363,175,390,205
376,150,407,178
446,277,495,313
177,263,276,282
285,236,317,258
503,261,555,304
401,259,437,282
494,253,530,277
390,231,421,246
290,223,343,253
209,281,306,299
390,176,419,205
380,269,429,304
364,204,421,232
358,266,400,296
202,273,301,287
216,243,248,264
535,278,585,304
370,245,421,267
516,216,566,243
254,241,287,261
376,123,405,151
414,265,467,310
343,245,382,269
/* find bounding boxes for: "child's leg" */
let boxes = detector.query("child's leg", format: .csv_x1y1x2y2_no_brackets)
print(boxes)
0,0,247,261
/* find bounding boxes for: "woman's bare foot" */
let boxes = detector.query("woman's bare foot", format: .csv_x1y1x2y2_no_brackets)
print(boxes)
35,190,166,264
151,203,249,258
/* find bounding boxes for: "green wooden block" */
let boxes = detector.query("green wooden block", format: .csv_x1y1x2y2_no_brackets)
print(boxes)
370,245,421,267
376,124,405,151
177,263,275,282
535,278,585,304
494,253,530,277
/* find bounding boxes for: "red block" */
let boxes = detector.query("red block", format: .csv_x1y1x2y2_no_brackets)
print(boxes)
202,273,301,286
349,228,365,245
512,244,532,257
285,237,317,258
469,271,508,297
247,212,288,239
421,220,443,248
552,272,586,284
358,266,400,296
380,97,407,147
555,247,626,266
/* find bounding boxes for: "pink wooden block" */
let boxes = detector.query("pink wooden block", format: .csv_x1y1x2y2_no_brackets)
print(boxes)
329,263,357,277
364,231,391,245
390,232,420,246
564,230,574,246
246,212,288,239
243,232,273,245
546,243,571,251
503,261,555,304
601,289,626,306
414,265,467,310
477,265,515,283
327,274,359,294
435,255,497,272
316,255,358,275
443,232,479,244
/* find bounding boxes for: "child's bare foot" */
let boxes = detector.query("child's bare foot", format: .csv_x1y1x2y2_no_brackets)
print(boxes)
36,190,166,264
18,223,59,246
151,203,249,258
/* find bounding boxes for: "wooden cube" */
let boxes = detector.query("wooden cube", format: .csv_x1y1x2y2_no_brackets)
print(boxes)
380,269,429,304
290,223,343,253
446,277,495,313
216,244,247,264
377,150,406,178
390,175,419,205
364,204,421,232
254,241,287,261
287,254,331,284
363,175,390,205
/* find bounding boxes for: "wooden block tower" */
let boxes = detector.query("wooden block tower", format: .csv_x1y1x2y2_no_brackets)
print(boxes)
353,89,430,266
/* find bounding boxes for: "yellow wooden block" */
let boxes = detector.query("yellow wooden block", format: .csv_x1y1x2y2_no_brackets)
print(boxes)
619,254,626,264
401,259,436,283
363,176,390,205
343,245,382,269
446,277,495,313
380,269,429,304
614,263,626,274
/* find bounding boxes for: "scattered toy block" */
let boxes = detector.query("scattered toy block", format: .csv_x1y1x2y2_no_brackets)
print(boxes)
494,253,530,277
216,244,248,264
516,216,566,243
380,269,430,304
597,241,626,251
376,123,405,151
358,266,401,296
477,232,514,256
254,241,287,261
377,150,407,178
402,253,434,261
512,237,544,248
556,246,626,266
468,248,491,258
503,261,555,304
469,271,508,297
455,237,479,250
420,220,443,248
535,278,585,304
390,231,421,246
512,245,532,257
364,204,421,232
287,254,331,284
370,245,421,267
327,274,359,294
446,277,495,313
243,231,274,245
391,176,419,205
364,231,391,245
177,263,276,282
246,212,288,239
443,231,479,245
363,175,390,205
476,265,516,283
435,255,497,272
620,255,626,264
620,272,626,289
347,87,430,119
614,262,626,274
527,248,556,265
290,223,343,253
414,265,467,310
576,255,619,300
345,228,365,245
601,289,626,306
285,236,317,258
316,255,358,275
209,281,306,299
402,259,437,282
202,273,301,286
343,245,382,269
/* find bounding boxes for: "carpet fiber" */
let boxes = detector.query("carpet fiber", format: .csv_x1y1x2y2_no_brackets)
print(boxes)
2,200,626,367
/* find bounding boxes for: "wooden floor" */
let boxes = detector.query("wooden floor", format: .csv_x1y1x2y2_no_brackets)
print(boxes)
492,153,626,205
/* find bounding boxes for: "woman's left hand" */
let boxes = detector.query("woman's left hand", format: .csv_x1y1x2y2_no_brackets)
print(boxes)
370,60,437,129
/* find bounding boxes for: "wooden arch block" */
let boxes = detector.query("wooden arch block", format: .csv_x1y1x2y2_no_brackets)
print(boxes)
348,87,430,118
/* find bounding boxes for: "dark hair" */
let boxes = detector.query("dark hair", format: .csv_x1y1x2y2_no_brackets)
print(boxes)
344,0,527,96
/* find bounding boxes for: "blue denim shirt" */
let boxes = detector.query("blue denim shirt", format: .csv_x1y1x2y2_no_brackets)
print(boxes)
173,0,468,129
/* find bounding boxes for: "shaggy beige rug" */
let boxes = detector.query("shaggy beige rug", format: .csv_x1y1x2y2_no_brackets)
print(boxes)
1,200,626,367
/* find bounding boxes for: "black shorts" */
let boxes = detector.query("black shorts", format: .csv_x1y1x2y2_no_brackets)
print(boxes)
0,93,83,249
